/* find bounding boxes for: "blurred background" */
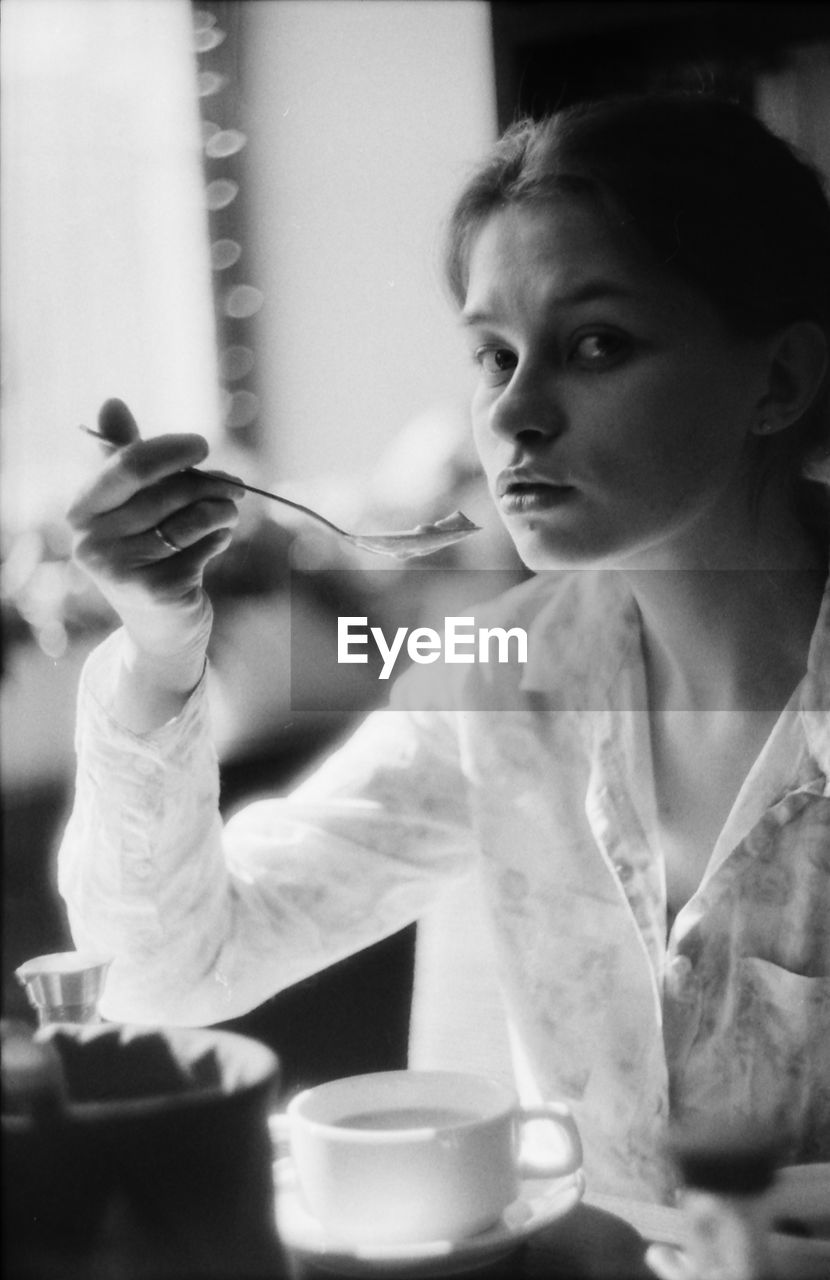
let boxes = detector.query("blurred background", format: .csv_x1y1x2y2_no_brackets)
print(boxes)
3,0,830,1086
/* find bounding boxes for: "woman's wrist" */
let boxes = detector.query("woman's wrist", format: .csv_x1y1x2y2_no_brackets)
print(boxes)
114,594,214,733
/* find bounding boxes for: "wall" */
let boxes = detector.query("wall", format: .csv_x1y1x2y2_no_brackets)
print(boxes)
240,0,497,486
1,0,221,532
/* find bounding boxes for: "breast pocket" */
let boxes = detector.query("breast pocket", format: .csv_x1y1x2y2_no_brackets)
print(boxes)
734,957,830,1161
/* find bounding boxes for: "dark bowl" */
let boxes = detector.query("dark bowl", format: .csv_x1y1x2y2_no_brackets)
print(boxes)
2,1022,286,1279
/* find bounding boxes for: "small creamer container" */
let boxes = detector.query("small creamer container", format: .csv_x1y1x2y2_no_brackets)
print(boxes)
15,950,112,1026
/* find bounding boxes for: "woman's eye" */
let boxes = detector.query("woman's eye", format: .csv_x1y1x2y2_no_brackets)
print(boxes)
474,346,517,379
570,332,628,366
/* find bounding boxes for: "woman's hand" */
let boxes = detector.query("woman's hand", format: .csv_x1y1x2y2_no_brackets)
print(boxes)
67,399,243,729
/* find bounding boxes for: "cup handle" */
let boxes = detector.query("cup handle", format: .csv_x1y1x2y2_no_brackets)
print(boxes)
516,1101,583,1178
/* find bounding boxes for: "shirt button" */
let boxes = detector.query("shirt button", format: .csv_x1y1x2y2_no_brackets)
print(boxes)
614,860,633,883
134,860,153,880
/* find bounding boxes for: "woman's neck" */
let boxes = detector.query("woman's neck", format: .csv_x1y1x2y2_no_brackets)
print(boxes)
620,483,827,714
631,567,824,713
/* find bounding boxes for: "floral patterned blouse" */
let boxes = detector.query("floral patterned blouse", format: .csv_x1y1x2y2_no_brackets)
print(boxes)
59,570,830,1202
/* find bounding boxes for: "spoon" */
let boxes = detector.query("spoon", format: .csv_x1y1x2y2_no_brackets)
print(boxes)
79,425,480,560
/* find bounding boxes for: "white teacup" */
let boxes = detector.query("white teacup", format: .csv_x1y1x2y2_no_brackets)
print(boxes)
281,1069,582,1246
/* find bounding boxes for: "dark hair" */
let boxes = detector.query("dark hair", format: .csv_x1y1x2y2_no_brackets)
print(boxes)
445,94,830,525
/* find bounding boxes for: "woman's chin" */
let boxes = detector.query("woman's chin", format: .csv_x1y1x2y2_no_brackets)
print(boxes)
507,525,608,573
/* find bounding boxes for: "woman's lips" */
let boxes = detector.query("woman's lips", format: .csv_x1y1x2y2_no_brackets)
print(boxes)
495,472,576,514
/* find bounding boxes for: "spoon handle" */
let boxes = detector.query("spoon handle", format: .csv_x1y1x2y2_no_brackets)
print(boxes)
78,425,348,537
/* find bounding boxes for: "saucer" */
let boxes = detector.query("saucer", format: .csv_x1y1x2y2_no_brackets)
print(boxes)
273,1158,585,1277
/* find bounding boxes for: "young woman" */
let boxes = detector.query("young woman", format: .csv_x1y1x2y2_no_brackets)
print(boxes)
61,95,830,1200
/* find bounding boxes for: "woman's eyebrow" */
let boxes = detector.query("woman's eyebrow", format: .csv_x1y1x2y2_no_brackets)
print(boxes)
460,280,638,326
561,280,638,305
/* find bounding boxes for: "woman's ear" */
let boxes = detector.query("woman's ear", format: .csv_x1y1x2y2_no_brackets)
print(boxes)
752,321,828,436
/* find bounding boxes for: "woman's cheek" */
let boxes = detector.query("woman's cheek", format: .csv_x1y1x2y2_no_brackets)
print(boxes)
470,396,496,461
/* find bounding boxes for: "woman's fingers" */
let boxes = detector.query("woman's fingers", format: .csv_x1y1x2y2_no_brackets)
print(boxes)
80,495,241,572
149,528,235,585
151,496,240,557
122,530,235,606
68,433,212,523
77,469,243,541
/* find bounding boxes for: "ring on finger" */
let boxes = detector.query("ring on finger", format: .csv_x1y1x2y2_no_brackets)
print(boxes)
153,524,181,554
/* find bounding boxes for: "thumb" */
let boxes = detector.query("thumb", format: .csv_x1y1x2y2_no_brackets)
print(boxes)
98,397,140,447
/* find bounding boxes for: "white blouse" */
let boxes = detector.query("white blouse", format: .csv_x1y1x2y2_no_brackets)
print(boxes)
58,570,830,1201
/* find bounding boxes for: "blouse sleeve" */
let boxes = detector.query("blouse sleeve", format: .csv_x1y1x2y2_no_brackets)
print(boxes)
58,629,476,1026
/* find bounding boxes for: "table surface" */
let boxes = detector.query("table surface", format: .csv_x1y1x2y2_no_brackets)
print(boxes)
286,1187,830,1280
524,1191,684,1279
285,1189,685,1280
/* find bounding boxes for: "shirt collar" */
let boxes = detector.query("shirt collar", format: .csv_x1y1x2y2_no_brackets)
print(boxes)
520,571,641,705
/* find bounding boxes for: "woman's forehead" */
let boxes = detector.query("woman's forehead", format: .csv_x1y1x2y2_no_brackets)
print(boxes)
462,198,668,320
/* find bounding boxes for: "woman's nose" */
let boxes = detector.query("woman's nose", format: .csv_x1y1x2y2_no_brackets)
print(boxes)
485,366,566,444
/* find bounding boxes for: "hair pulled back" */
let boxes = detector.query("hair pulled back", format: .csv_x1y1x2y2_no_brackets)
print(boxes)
445,94,830,520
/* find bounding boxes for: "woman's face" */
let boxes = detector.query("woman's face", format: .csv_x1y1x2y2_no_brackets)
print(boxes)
462,199,770,570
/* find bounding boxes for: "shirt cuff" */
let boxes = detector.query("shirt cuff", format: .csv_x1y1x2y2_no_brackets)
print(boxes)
75,627,213,771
